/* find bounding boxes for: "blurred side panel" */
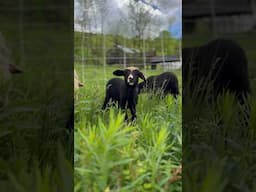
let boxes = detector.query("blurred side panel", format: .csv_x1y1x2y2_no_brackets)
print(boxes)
0,0,73,191
183,0,256,191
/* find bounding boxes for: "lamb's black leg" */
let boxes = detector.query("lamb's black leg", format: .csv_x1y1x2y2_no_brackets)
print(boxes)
120,102,128,121
102,95,109,110
122,108,128,121
125,111,128,121
129,103,136,122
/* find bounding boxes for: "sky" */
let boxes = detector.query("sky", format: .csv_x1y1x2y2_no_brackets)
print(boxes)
74,0,181,39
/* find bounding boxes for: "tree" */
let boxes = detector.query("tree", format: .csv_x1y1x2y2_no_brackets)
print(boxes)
75,0,93,31
94,0,110,69
75,0,94,60
153,30,179,56
127,0,153,47
127,0,154,68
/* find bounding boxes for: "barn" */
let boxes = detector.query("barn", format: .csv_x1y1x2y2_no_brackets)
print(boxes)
150,56,181,70
106,44,140,66
183,0,255,34
106,44,158,68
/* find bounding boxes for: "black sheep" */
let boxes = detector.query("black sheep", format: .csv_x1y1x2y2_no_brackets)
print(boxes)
182,38,250,102
139,72,179,99
102,67,146,121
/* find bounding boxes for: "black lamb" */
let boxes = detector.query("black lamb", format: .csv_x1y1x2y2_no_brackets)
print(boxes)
102,67,146,121
183,38,250,103
139,72,179,99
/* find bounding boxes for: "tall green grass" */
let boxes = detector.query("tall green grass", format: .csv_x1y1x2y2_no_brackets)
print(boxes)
75,66,182,191
183,30,256,191
0,22,73,190
183,90,256,191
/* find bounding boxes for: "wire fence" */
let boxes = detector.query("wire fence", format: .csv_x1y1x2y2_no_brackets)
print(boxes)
74,30,182,85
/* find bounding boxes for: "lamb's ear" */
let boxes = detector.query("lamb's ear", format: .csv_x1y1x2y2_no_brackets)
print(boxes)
113,70,124,76
138,71,146,81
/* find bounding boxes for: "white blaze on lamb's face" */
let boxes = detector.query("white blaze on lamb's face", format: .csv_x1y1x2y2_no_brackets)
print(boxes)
124,67,139,86
112,67,146,87
127,73,134,85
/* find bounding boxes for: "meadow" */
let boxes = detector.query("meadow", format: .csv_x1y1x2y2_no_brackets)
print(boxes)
74,65,182,192
182,31,256,191
0,18,73,191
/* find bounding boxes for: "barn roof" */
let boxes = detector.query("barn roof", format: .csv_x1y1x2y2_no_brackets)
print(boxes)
116,44,137,54
183,0,253,19
150,56,180,64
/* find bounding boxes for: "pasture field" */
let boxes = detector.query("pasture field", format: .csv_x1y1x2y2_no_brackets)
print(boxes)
0,21,73,191
183,32,256,191
74,65,182,192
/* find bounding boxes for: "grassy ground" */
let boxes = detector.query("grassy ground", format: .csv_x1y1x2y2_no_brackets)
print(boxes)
74,65,182,191
182,31,256,191
0,19,73,191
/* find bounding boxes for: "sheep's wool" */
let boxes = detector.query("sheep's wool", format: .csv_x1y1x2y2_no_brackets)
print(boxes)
126,67,139,71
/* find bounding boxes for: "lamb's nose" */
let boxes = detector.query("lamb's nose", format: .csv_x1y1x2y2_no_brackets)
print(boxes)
128,74,133,81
